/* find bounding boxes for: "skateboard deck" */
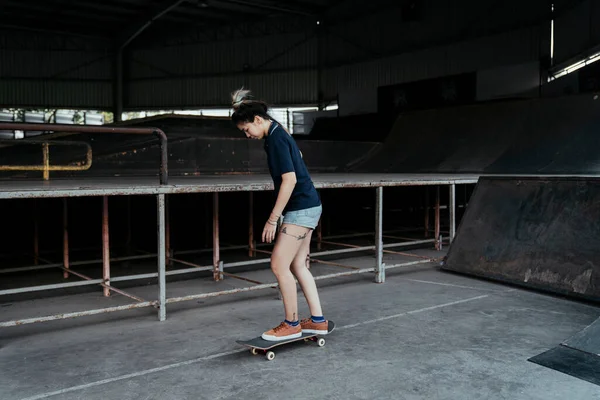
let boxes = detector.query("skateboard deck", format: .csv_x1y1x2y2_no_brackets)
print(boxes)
237,321,335,360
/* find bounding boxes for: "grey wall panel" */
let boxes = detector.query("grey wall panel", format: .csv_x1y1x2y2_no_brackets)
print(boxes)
324,0,544,66
0,79,112,109
323,27,542,100
127,69,317,109
130,32,317,80
0,30,112,108
0,49,111,80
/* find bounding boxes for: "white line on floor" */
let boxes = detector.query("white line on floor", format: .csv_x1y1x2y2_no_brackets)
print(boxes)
19,349,245,400
19,293,489,400
338,294,489,330
402,278,506,292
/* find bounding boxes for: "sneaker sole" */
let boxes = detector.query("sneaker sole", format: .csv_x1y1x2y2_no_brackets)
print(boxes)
301,329,328,335
261,332,302,341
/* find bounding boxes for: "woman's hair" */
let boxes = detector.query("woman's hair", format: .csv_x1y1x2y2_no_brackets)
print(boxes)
230,87,272,125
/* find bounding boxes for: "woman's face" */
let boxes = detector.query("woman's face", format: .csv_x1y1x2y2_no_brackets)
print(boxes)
237,116,267,140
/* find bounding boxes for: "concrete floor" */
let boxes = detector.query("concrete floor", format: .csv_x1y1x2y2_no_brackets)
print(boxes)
1,251,600,400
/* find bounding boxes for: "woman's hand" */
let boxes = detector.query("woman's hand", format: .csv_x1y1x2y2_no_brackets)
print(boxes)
262,219,278,243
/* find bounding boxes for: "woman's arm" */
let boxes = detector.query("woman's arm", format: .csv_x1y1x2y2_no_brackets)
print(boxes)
263,172,296,243
269,172,297,221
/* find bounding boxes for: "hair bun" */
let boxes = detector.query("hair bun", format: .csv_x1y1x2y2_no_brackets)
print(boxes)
231,87,251,109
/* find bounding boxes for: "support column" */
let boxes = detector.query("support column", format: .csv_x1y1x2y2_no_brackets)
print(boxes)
449,184,456,243
213,193,221,281
33,199,39,266
102,196,111,297
317,22,324,109
316,218,323,251
63,198,70,279
157,194,167,321
317,189,323,250
424,187,430,238
249,192,254,257
113,48,124,123
126,195,132,254
375,186,385,283
165,195,172,267
435,186,441,250
42,142,49,181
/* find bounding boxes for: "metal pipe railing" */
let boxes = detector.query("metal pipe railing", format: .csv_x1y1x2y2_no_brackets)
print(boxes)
0,123,168,184
0,139,92,180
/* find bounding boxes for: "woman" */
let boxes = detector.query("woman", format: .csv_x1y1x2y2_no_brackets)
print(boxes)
231,88,328,341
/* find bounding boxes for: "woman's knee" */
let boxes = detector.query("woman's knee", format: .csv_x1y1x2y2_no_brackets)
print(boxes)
290,254,309,275
270,255,290,277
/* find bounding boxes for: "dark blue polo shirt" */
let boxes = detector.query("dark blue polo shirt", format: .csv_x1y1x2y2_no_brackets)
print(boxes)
263,122,321,212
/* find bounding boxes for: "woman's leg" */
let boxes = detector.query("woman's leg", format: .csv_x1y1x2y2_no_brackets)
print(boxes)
270,223,311,322
290,229,323,317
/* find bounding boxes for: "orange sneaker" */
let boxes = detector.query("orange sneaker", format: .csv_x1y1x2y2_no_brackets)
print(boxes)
261,321,302,341
300,318,328,335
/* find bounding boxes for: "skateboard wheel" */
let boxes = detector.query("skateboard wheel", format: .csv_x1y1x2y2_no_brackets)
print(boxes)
250,348,258,355
266,351,275,361
317,338,325,347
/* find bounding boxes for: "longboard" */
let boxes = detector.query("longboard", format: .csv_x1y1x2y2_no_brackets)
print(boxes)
236,320,335,361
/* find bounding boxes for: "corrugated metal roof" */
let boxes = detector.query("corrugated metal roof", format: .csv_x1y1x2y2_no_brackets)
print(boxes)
0,0,564,110
128,69,317,108
0,79,112,109
0,0,334,41
323,26,542,100
130,30,317,78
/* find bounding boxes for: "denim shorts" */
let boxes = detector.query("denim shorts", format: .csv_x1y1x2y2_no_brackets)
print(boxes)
282,204,322,230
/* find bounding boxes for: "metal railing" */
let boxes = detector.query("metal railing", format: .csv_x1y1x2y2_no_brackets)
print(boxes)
0,181,470,328
0,123,168,184
0,139,92,180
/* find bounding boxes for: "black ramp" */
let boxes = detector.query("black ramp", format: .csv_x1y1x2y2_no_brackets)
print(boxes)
563,317,600,355
529,316,600,386
350,93,600,174
442,176,600,303
528,344,600,386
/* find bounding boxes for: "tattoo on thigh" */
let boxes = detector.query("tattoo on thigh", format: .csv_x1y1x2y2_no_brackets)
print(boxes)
280,226,308,241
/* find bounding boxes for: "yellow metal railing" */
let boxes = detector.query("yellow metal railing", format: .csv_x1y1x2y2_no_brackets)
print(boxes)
0,139,92,180
0,122,168,184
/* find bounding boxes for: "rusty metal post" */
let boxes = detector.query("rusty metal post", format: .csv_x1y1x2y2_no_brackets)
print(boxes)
102,196,111,297
157,194,167,321
205,195,210,248
249,192,254,257
317,190,322,250
126,195,132,254
213,192,221,281
63,198,70,279
424,187,430,238
317,217,323,251
435,186,441,250
33,199,39,266
449,184,456,243
42,142,49,180
375,186,385,283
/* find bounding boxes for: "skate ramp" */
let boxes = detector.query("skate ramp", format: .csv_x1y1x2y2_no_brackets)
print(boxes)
442,176,600,302
529,316,600,386
351,93,600,174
